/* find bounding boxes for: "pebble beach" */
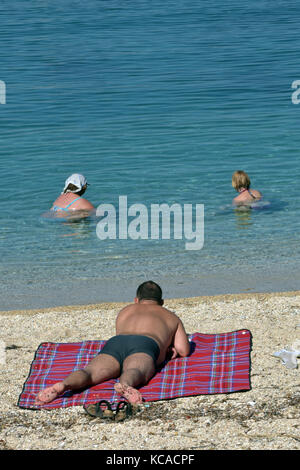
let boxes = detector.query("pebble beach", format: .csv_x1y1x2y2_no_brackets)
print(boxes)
0,290,299,451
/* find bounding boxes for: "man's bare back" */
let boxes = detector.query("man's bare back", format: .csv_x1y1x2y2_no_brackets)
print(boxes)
116,301,190,365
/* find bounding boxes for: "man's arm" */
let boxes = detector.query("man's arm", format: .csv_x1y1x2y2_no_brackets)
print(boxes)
172,319,190,358
115,305,132,334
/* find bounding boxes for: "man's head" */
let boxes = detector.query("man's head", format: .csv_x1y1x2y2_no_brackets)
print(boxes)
135,281,163,305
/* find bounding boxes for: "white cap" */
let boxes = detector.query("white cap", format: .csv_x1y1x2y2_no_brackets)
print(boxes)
63,174,88,193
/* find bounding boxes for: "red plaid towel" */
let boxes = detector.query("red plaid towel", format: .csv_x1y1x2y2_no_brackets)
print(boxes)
18,330,251,409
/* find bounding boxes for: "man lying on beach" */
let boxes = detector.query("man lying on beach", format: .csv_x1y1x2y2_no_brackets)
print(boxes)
34,281,191,406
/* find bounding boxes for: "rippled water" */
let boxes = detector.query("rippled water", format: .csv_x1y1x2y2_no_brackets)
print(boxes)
1,0,300,309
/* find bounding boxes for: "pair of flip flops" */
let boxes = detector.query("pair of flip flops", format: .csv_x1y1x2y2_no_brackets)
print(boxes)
83,400,133,422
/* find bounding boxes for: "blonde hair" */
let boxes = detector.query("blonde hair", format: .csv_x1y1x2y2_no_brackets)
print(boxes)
232,170,251,191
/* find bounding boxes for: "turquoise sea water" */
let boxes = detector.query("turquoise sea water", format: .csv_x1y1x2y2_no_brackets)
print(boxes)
1,0,300,310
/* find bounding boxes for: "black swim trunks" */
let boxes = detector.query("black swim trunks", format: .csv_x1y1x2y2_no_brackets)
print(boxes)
98,334,160,368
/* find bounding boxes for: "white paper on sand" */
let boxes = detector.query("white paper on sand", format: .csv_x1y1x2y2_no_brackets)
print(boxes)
273,340,300,369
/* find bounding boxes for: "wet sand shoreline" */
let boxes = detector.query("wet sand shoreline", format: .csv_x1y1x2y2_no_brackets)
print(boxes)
0,290,299,450
2,289,300,317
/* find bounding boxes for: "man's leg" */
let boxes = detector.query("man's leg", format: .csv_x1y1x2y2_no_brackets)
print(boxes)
34,354,120,405
114,353,155,404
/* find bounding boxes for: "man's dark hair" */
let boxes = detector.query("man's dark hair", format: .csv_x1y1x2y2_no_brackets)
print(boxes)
136,281,163,304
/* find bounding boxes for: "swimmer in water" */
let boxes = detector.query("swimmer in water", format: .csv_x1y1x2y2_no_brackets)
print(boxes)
232,170,262,206
50,173,95,217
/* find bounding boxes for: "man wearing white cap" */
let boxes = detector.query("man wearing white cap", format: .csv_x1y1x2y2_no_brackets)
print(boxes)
51,173,95,215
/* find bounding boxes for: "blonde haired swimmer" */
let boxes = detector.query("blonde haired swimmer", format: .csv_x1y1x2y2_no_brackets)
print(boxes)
51,173,95,216
232,170,262,205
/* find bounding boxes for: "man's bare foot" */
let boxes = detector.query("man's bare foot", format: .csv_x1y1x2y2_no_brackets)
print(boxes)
34,382,66,406
114,382,143,404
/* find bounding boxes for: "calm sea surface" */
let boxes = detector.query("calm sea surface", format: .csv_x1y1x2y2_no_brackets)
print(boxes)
1,0,300,309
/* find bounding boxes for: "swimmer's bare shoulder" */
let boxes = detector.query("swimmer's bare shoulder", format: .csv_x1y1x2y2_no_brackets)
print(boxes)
251,189,262,199
233,189,262,205
73,198,95,210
